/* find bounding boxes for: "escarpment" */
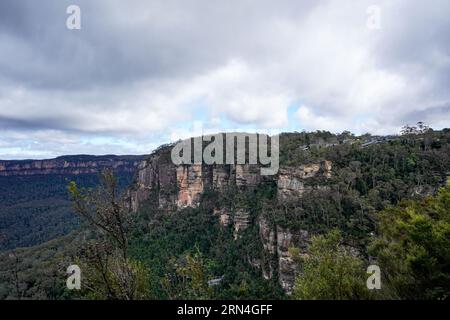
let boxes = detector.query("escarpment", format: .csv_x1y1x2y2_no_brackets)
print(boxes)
256,215,313,293
128,144,270,211
0,155,142,177
277,161,332,201
127,143,333,293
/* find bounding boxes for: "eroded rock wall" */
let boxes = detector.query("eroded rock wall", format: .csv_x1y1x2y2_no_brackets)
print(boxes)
276,226,310,294
0,155,142,177
277,160,332,201
233,209,251,240
127,143,334,294
177,165,204,208
127,151,177,211
129,150,269,212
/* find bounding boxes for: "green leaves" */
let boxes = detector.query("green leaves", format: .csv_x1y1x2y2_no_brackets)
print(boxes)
369,182,450,299
292,230,372,300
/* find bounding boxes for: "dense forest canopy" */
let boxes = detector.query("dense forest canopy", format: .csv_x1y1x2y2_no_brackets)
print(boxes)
0,172,135,251
0,127,449,300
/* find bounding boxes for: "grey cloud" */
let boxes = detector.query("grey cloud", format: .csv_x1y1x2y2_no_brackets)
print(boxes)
0,0,450,158
0,114,85,132
0,0,319,90
401,104,450,126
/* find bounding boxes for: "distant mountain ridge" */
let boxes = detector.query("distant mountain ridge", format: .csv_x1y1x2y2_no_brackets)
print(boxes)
0,154,145,251
1,130,450,299
0,155,145,177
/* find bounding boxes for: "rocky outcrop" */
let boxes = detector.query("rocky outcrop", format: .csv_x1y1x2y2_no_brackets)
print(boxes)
212,165,231,191
128,146,276,212
257,221,363,294
233,209,251,239
0,155,143,177
276,226,310,294
177,165,204,208
262,262,275,280
235,164,262,188
214,208,232,227
258,216,276,254
129,160,156,212
257,217,312,294
126,141,335,294
127,149,177,211
277,161,332,201
258,216,277,280
215,207,252,240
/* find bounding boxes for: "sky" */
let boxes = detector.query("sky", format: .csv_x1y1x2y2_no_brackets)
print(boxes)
0,0,449,159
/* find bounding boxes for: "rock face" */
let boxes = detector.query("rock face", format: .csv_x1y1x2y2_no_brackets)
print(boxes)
214,208,231,227
212,165,231,191
127,149,177,211
0,155,143,177
128,147,270,212
258,216,276,254
276,226,310,294
257,217,313,293
258,224,362,294
233,209,251,239
277,161,332,200
177,165,204,208
126,143,334,294
235,164,262,188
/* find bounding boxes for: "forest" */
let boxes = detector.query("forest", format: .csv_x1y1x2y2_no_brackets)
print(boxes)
0,172,136,251
0,127,449,300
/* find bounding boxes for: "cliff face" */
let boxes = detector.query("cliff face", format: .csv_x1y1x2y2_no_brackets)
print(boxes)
177,165,205,208
275,226,310,294
128,147,269,211
258,215,311,294
0,155,143,177
128,150,177,212
277,161,332,201
128,145,332,293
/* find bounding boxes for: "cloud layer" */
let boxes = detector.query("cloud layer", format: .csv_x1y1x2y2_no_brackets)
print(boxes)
0,0,449,158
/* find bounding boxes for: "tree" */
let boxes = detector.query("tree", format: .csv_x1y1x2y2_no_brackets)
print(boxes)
0,233,25,300
416,121,430,134
77,243,151,300
401,124,418,136
292,230,373,300
162,248,213,300
68,169,152,300
401,122,431,136
369,180,450,300
68,169,132,258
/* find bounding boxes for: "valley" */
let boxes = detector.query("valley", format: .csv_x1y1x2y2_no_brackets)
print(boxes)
0,155,144,251
0,129,449,300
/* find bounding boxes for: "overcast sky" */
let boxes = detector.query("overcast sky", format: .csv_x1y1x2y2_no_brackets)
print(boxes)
0,0,449,159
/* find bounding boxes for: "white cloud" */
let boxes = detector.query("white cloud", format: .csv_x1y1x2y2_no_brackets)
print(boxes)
0,0,450,158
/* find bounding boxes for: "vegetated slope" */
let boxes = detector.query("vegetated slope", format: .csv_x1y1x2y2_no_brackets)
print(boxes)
1,130,449,300
125,129,450,298
0,229,94,300
0,155,144,251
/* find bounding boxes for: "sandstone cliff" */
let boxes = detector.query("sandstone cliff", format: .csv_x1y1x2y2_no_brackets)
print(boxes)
127,143,333,293
128,145,269,211
257,215,312,293
0,155,143,177
277,160,332,201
